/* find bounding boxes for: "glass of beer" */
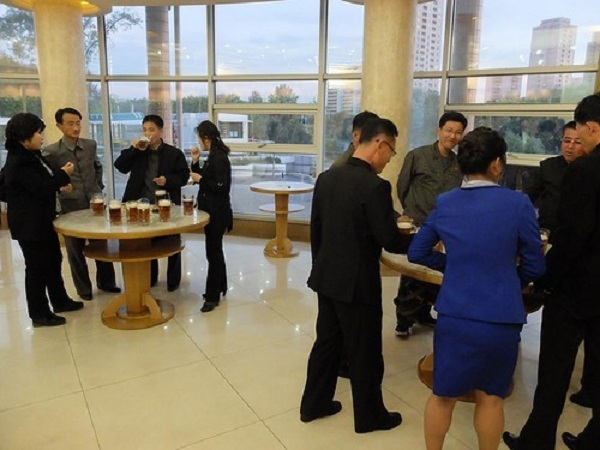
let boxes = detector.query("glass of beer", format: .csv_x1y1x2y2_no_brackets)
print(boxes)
182,194,194,216
126,200,138,223
138,198,151,226
158,198,171,222
90,193,105,217
137,136,150,150
154,189,167,213
108,199,122,224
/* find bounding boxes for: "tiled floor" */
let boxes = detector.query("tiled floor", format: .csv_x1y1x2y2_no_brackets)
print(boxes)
0,230,591,449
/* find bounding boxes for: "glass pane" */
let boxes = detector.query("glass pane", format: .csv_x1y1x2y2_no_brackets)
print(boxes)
107,81,208,199
451,0,600,70
410,79,442,149
327,0,364,74
448,73,596,104
216,81,318,104
324,80,361,169
232,152,315,219
470,114,573,155
0,6,38,72
216,112,314,145
106,6,207,76
0,79,41,165
414,0,446,72
215,0,319,75
83,17,100,75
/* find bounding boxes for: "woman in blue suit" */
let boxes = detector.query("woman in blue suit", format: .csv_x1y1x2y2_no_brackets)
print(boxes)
408,127,545,450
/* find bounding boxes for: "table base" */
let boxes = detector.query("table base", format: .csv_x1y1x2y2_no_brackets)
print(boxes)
264,237,298,258
102,295,174,330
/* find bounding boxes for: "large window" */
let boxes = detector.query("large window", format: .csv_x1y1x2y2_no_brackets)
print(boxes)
1,1,598,214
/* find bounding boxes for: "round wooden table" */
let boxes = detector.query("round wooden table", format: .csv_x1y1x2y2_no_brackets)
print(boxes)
250,181,314,258
54,207,209,330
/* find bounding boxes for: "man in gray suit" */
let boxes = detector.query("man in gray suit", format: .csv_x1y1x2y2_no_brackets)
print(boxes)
44,107,120,301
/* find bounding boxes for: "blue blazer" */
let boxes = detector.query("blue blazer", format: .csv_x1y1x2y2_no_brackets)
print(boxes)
408,185,545,324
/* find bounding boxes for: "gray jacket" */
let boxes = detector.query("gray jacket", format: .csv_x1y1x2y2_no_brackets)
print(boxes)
397,142,462,226
330,143,355,170
43,137,104,213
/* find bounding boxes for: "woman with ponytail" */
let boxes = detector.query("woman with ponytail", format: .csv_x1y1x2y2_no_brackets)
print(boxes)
190,120,233,313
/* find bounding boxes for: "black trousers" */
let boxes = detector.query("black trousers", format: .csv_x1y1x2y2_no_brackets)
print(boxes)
580,338,594,394
203,219,227,302
394,276,439,321
300,294,390,431
64,236,117,296
518,299,600,450
18,233,72,320
150,235,181,287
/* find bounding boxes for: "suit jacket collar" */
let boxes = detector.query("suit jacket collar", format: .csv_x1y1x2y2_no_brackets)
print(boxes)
348,156,374,172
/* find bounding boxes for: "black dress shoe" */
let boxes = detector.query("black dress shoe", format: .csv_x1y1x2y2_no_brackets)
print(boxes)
79,294,93,301
98,285,121,293
562,432,580,450
300,400,342,423
167,284,180,292
570,389,593,408
32,313,66,328
355,411,402,433
200,301,219,313
54,301,84,313
502,431,521,450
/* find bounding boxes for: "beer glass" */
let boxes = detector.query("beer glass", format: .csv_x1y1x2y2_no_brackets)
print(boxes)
138,198,151,226
137,136,150,150
108,199,122,225
159,198,171,222
126,200,138,223
182,194,194,216
90,193,105,217
154,189,167,213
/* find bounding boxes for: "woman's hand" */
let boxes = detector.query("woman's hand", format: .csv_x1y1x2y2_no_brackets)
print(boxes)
61,162,74,175
191,146,200,163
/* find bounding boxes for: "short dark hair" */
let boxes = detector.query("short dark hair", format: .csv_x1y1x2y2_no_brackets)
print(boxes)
439,111,468,130
55,107,82,124
563,120,577,134
574,93,600,125
352,110,379,132
358,118,398,144
457,126,507,175
5,112,46,144
143,114,164,129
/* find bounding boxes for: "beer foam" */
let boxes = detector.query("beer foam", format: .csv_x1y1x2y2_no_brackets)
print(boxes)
158,199,171,206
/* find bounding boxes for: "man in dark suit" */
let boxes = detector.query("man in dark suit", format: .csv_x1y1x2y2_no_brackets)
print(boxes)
504,94,600,450
300,118,413,433
525,120,585,237
114,114,189,291
525,121,593,409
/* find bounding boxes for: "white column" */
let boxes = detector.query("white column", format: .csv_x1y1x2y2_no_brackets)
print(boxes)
361,0,418,208
31,0,89,143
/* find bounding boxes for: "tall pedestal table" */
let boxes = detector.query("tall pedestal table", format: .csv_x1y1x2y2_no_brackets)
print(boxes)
54,207,209,330
250,181,314,258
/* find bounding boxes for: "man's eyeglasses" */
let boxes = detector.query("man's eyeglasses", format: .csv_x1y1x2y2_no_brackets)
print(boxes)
378,139,397,156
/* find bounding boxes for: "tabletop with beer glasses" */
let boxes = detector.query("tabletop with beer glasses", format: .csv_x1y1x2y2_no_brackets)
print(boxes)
54,202,209,330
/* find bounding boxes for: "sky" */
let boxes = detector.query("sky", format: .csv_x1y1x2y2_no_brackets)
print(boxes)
1,0,599,101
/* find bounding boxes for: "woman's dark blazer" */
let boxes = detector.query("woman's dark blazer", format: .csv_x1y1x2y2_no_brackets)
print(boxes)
4,142,70,241
191,148,232,230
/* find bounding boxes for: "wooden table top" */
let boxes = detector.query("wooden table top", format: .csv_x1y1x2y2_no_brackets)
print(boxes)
250,181,314,195
380,250,443,286
54,207,210,240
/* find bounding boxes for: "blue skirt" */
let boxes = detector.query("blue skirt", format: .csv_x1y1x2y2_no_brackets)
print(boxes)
433,314,522,398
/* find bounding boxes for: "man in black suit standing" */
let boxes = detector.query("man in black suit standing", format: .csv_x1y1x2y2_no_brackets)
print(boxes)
300,118,413,433
525,120,585,238
504,94,600,450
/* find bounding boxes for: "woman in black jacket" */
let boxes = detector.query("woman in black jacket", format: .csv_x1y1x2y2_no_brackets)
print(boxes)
4,113,83,327
190,120,233,313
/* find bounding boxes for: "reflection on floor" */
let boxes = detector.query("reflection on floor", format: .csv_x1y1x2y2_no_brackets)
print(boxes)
0,230,590,449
